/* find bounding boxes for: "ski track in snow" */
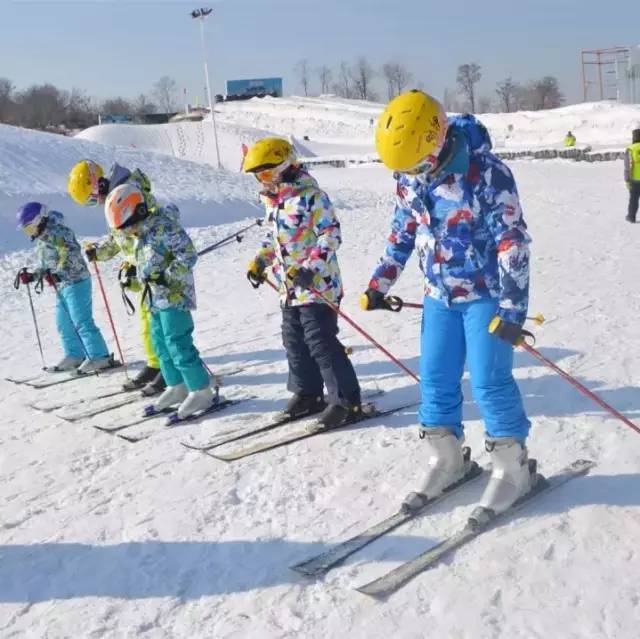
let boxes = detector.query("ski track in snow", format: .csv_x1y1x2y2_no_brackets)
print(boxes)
1,122,640,636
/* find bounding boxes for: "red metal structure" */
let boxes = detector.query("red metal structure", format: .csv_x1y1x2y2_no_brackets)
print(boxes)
581,47,631,101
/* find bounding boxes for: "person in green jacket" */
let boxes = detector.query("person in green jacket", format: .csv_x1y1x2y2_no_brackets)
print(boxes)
564,131,576,147
625,129,640,223
67,159,165,394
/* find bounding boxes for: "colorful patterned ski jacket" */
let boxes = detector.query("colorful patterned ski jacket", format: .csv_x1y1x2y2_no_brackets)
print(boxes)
369,115,531,325
134,206,197,312
34,211,89,289
253,170,343,306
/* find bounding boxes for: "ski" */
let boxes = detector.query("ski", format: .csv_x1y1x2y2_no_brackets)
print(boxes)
8,359,123,390
93,407,175,435
181,388,386,452
290,457,484,578
118,397,250,443
355,458,596,598
29,387,130,413
59,395,143,422
207,400,419,462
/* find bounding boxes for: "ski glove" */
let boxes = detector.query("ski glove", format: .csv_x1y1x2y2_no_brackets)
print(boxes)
488,316,531,346
43,271,61,287
118,262,137,288
17,269,35,285
84,243,98,262
287,265,315,290
359,288,387,311
247,259,266,288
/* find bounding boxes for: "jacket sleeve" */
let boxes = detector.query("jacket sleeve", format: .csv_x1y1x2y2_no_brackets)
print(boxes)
305,191,341,276
485,164,531,325
367,179,418,294
625,150,632,183
95,233,122,261
254,214,277,268
140,219,197,283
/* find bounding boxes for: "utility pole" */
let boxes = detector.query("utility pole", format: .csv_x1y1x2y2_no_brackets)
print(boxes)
191,7,221,168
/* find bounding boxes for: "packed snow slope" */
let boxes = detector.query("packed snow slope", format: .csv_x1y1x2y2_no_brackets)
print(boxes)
1,159,640,638
0,123,260,254
76,96,640,164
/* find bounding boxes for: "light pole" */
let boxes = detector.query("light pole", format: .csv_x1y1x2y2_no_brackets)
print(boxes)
191,7,221,169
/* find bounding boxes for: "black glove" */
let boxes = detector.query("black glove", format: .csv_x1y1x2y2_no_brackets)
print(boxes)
149,272,168,287
359,288,387,311
119,263,137,288
43,270,61,287
18,269,35,285
84,244,98,262
489,316,527,346
287,265,315,290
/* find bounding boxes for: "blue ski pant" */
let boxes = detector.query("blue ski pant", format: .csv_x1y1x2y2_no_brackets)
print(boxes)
56,278,109,360
282,303,361,406
419,296,530,443
150,308,209,391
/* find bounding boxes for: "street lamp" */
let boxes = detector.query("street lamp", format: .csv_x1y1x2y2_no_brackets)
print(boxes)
191,7,221,169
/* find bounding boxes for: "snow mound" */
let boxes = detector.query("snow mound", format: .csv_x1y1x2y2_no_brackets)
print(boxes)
0,123,261,254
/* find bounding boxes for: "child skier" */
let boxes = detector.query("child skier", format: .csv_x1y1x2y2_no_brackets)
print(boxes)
16,202,113,374
243,137,361,427
104,184,213,419
361,90,533,515
67,159,164,394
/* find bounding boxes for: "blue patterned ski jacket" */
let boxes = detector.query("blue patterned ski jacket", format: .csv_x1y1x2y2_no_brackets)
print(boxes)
34,211,89,289
369,115,531,325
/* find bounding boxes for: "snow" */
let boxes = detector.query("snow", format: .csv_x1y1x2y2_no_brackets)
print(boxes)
2,98,640,638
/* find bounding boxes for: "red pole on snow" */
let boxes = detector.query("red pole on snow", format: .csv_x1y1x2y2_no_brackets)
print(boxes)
521,343,640,436
92,262,129,378
264,278,419,382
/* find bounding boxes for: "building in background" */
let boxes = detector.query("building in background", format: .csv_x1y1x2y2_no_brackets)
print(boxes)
225,77,283,101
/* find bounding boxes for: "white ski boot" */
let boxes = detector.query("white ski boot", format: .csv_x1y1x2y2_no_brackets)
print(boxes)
177,386,214,419
77,355,114,375
402,427,467,512
478,438,537,515
51,356,83,372
153,383,188,412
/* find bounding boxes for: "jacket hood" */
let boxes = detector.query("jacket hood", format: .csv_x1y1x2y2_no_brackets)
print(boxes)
46,210,64,224
448,114,493,154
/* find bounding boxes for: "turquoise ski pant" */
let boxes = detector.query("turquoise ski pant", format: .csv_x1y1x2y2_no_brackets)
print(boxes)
419,296,531,443
150,308,209,391
56,278,109,360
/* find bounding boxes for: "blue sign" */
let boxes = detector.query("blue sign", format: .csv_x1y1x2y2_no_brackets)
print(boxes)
225,77,283,99
101,114,133,124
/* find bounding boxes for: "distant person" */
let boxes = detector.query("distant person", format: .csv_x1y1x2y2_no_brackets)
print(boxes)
362,90,533,516
104,184,214,419
625,128,640,223
243,137,362,427
15,202,113,374
67,160,165,395
564,131,576,147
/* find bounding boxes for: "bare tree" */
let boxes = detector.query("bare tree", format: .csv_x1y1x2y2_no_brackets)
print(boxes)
456,63,482,112
0,77,14,123
65,88,95,129
133,93,157,119
382,62,414,99
101,97,134,117
529,76,564,110
442,87,462,112
495,77,520,113
317,66,332,95
477,96,492,113
295,59,311,96
153,76,178,113
351,57,376,100
16,84,67,129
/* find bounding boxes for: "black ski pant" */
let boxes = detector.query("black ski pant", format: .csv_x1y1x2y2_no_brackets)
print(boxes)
282,303,361,407
628,183,640,222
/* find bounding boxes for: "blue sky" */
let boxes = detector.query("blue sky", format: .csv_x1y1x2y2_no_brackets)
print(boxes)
1,0,638,106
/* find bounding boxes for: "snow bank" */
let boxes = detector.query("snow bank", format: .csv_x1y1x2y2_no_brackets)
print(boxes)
0,123,261,254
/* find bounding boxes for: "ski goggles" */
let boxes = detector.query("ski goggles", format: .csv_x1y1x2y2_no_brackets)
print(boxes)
22,217,44,239
404,154,439,176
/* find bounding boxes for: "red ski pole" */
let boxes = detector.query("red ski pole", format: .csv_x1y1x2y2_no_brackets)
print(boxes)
521,342,640,436
92,262,129,378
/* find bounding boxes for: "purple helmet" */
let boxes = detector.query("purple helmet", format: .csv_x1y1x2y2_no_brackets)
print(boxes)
17,202,48,239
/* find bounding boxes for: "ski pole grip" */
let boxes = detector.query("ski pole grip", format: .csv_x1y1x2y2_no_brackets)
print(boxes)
385,296,404,312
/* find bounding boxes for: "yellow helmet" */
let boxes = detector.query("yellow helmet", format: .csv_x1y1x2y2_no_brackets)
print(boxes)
375,90,448,173
242,137,296,181
68,160,105,206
